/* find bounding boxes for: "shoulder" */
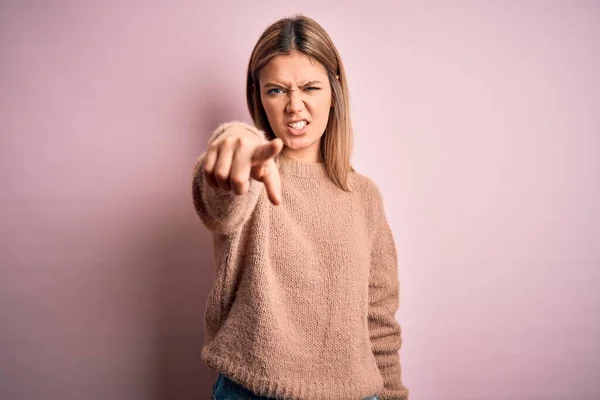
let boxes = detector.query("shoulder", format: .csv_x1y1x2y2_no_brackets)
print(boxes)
348,170,386,225
350,170,384,205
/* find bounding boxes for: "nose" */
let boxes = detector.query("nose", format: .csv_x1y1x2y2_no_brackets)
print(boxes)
285,90,305,114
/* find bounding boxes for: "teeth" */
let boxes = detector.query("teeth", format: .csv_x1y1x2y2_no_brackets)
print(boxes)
289,120,307,130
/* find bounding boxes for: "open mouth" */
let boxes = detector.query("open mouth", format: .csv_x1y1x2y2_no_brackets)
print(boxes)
286,120,309,134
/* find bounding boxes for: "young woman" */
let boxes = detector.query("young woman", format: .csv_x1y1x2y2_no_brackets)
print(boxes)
192,14,409,400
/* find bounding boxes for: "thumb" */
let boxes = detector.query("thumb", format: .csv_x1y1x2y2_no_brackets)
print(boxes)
252,138,284,166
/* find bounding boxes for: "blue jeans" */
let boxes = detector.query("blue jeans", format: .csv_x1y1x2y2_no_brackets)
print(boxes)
212,373,379,400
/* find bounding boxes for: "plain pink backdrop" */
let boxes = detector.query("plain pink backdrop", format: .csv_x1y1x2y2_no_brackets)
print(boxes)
1,1,598,399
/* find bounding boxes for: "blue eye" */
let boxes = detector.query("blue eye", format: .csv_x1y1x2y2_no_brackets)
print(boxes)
266,87,321,95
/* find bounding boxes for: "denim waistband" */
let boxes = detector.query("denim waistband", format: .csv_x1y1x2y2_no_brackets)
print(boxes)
212,373,380,400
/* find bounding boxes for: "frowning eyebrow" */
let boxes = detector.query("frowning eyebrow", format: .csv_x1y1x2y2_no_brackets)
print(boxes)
263,80,323,89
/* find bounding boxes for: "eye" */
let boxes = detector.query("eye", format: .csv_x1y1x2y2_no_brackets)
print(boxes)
305,87,321,91
267,88,283,95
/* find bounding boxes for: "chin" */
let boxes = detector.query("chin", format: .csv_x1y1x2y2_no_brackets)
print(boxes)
285,136,320,151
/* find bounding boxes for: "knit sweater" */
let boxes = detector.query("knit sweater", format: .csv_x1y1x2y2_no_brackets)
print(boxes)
191,121,409,400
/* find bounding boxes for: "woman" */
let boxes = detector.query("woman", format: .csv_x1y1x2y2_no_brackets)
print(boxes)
192,14,409,400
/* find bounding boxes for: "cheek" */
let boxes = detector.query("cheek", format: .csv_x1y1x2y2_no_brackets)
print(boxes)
261,98,283,120
309,96,332,118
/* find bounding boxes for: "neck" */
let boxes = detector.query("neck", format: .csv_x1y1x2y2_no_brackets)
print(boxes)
280,146,322,163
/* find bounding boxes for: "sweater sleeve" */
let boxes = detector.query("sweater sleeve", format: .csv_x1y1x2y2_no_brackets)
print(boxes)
191,120,267,234
368,187,409,400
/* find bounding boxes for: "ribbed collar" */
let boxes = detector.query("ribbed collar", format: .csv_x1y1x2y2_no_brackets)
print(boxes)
275,153,328,177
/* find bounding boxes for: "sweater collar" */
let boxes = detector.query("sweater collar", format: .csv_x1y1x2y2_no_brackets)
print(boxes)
275,153,328,178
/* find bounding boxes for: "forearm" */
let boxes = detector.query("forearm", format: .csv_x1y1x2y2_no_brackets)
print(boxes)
368,182,409,399
369,314,408,399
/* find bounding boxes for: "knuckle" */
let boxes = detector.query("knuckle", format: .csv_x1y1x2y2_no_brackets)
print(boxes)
230,176,246,187
221,136,235,147
214,170,228,182
208,143,219,153
236,137,251,148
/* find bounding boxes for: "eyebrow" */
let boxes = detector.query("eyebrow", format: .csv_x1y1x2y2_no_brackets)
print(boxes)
263,80,323,89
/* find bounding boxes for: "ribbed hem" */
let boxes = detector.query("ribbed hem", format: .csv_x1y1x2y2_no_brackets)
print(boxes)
275,153,328,178
202,346,383,400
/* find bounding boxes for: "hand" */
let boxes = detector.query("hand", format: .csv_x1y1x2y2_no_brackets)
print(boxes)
202,124,284,205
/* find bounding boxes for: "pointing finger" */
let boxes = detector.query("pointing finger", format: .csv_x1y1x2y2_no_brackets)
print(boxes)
261,161,282,205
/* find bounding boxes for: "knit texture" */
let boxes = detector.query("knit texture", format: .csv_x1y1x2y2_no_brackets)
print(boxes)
192,121,409,400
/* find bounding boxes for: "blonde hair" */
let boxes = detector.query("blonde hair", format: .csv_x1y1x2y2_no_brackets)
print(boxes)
246,14,354,191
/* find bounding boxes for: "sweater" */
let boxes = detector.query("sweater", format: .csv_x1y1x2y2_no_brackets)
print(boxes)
191,121,409,400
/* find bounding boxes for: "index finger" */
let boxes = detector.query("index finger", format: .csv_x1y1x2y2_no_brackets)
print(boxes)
261,161,282,206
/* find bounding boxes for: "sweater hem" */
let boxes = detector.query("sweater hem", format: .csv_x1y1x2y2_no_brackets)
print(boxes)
202,346,384,400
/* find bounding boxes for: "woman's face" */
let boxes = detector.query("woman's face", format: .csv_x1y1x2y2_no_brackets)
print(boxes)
259,50,333,162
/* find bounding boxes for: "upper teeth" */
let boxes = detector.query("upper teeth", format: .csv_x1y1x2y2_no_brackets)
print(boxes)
289,120,307,129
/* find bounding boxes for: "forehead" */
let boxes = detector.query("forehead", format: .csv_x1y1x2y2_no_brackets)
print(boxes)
259,51,328,85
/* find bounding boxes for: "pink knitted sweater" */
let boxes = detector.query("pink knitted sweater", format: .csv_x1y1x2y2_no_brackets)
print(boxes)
192,121,409,400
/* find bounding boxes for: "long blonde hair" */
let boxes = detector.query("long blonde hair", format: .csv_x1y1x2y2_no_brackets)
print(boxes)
246,14,354,191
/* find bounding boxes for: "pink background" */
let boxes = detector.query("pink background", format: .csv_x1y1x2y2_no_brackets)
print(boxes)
1,1,598,399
